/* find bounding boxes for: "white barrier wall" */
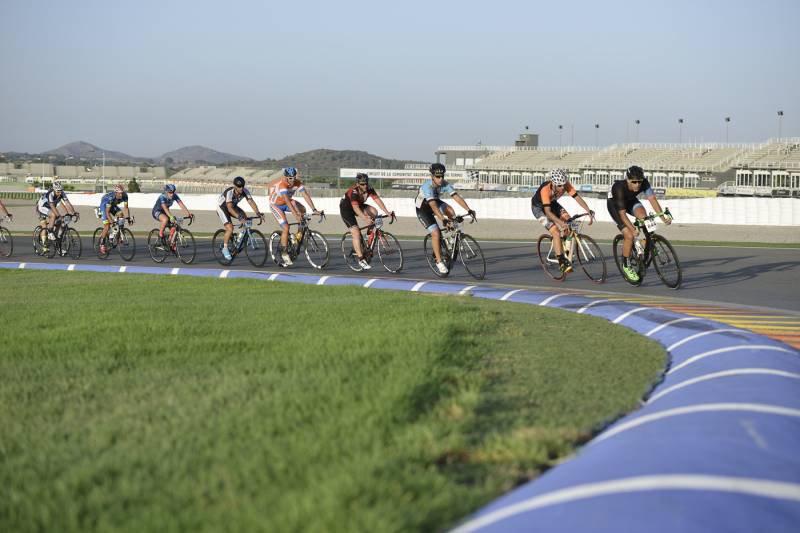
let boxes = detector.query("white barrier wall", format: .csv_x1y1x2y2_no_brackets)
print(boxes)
67,193,800,226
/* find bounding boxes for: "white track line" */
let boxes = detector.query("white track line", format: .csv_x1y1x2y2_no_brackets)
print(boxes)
668,345,797,375
459,286,476,296
647,368,800,404
500,289,523,301
451,474,800,533
612,306,649,324
646,317,703,337
667,328,751,352
119,266,127,273
18,262,26,269
268,273,279,281
316,276,329,286
67,264,76,271
577,299,608,314
411,281,427,292
363,278,377,288
219,270,230,278
170,268,180,275
539,293,568,306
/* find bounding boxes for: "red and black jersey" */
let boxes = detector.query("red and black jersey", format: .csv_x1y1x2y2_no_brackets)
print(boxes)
343,185,378,208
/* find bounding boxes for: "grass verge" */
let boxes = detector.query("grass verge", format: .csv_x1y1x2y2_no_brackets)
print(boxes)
0,271,665,532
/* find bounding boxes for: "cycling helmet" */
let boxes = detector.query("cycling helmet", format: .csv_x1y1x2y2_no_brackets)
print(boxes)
549,169,568,186
164,183,177,193
430,162,446,176
52,182,64,192
356,173,369,185
233,176,246,188
284,167,298,178
114,184,125,193
626,165,645,182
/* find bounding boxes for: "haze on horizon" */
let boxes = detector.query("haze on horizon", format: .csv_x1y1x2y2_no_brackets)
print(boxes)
1,0,798,161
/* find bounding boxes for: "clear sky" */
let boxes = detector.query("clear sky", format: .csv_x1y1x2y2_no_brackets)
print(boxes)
1,0,798,160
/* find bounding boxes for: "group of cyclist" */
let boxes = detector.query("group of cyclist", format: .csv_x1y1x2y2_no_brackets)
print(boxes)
16,161,667,282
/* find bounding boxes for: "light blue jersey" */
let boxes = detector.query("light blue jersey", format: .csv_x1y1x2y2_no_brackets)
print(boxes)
414,179,455,208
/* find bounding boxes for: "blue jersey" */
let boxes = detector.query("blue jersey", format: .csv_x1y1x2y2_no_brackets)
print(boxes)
38,189,68,208
153,192,181,212
100,191,128,211
414,179,456,208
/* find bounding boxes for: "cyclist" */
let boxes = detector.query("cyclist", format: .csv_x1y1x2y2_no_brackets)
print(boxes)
414,163,476,275
36,182,78,248
216,176,264,261
269,166,321,266
97,184,132,255
531,168,595,273
339,173,394,270
152,184,193,247
0,198,11,221
607,165,671,282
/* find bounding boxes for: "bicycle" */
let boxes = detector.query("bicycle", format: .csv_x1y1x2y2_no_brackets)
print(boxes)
212,215,268,267
269,211,329,269
340,213,403,273
148,215,197,264
536,213,606,283
33,213,82,259
612,208,682,289
0,215,13,257
92,213,136,261
423,213,485,280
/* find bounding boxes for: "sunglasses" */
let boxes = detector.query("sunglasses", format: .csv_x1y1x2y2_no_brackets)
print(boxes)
629,180,643,184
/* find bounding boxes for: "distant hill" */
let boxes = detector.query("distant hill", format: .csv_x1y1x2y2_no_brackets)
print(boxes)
159,145,253,165
44,141,143,163
260,149,426,177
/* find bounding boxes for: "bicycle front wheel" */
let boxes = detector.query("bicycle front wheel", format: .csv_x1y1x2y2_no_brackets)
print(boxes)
268,231,283,266
147,229,168,263
0,227,12,257
92,227,109,258
65,229,82,259
212,229,233,265
537,234,565,281
304,231,329,269
612,234,644,286
118,228,136,261
245,229,268,267
458,234,485,280
33,227,54,258
340,233,363,272
575,234,607,283
651,234,682,289
176,229,197,265
377,231,403,274
423,234,450,278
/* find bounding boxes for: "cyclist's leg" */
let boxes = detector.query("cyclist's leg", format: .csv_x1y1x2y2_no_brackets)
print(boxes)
417,204,444,263
99,206,111,242
156,212,169,238
340,200,363,258
271,204,290,247
216,206,234,247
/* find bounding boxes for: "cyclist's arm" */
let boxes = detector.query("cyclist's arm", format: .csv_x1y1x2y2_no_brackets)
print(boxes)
177,199,192,217
427,198,447,223
351,201,367,219
226,200,242,218
647,196,671,224
62,198,77,216
373,195,392,217
573,194,594,224
450,193,472,214
301,190,318,213
619,208,638,235
0,199,8,216
246,197,261,218
161,201,174,219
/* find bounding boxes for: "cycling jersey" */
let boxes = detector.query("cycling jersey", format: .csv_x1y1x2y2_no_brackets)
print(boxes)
414,179,456,209
217,186,253,207
531,180,577,208
38,189,68,208
99,191,128,211
153,192,181,212
343,184,378,208
269,177,305,206
607,179,655,212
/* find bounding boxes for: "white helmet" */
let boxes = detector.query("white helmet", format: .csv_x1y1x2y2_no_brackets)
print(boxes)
549,169,568,186
52,181,64,192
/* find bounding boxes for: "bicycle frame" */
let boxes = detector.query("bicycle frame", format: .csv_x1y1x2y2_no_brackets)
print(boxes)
286,212,325,258
231,217,262,256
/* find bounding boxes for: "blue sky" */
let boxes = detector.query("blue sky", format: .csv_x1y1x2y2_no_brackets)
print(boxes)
1,0,798,160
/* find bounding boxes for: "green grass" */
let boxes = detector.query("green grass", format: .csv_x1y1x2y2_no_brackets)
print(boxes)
0,271,665,532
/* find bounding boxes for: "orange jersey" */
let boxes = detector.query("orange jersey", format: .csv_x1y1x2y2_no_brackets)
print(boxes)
269,177,305,206
532,180,577,207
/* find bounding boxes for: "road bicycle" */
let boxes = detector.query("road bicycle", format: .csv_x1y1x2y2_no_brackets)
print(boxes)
423,213,485,280
148,215,197,264
33,213,82,259
269,212,329,269
612,208,682,289
0,215,13,257
340,213,403,273
92,213,136,261
537,212,606,283
212,215,268,267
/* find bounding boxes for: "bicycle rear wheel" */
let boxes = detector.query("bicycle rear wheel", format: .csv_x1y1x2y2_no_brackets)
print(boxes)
340,233,363,272
377,231,403,274
304,230,329,269
118,228,136,261
423,233,451,278
147,229,168,263
612,234,644,286
212,229,233,265
537,234,565,281
33,227,54,258
0,227,12,257
458,234,485,280
575,234,607,283
92,227,109,258
176,229,197,265
65,229,82,259
651,234,682,289
245,229,268,267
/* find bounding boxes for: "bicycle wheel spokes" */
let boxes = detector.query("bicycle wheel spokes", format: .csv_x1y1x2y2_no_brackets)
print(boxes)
651,234,682,289
340,233,362,272
377,231,403,273
92,227,107,258
423,234,449,278
268,231,283,266
575,234,607,283
176,229,197,265
304,230,329,269
66,229,82,259
147,229,168,263
612,234,644,286
536,234,564,281
245,229,268,267
118,228,136,261
0,227,12,257
212,229,233,265
458,234,485,280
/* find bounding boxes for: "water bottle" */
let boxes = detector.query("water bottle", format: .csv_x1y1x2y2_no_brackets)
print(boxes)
235,232,244,247
634,238,645,257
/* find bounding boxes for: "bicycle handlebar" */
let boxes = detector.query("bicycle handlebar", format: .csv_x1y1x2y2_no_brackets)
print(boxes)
634,208,673,227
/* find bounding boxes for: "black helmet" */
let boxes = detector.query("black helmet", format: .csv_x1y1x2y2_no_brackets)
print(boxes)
233,176,245,188
356,173,369,185
626,166,645,181
429,163,446,176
